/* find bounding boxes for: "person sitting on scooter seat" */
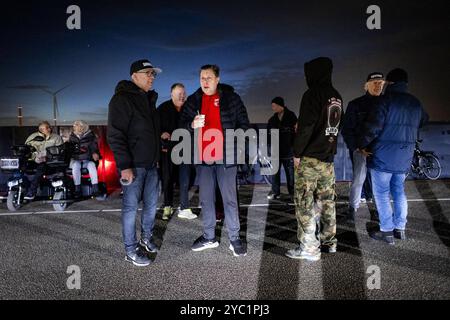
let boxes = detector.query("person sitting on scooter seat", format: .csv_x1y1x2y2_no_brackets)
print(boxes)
69,120,101,198
24,121,63,200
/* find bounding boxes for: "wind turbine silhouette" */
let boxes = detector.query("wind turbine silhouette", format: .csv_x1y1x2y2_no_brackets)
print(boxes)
8,84,70,126
41,85,71,126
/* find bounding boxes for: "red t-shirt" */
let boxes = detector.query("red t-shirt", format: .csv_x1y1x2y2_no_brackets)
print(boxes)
198,93,223,163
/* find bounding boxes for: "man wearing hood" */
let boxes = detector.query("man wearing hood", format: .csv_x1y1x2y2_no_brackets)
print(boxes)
358,68,428,244
287,57,343,261
180,64,250,257
107,59,161,267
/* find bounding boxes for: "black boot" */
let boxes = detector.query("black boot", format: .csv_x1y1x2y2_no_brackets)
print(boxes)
74,185,81,199
369,230,395,245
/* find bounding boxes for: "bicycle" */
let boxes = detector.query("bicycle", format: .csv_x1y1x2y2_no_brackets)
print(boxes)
408,139,442,180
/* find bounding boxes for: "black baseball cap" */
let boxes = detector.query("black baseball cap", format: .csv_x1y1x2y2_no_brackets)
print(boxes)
366,72,384,82
130,59,162,76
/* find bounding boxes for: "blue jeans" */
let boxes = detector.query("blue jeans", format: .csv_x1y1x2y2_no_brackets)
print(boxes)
196,164,240,241
121,166,159,254
349,150,369,209
349,149,372,201
370,169,408,232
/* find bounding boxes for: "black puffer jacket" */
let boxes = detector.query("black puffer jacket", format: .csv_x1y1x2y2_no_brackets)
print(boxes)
179,83,250,165
69,130,99,161
293,57,343,162
107,80,160,170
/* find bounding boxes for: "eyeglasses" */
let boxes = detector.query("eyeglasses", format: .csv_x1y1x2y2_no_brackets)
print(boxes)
137,70,158,78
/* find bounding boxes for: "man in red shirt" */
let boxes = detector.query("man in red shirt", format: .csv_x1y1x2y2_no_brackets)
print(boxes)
180,65,250,256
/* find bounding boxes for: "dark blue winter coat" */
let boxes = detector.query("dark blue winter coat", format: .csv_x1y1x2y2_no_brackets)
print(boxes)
358,82,428,174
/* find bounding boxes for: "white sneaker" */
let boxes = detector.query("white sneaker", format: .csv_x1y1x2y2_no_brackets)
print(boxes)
178,208,197,220
360,198,367,203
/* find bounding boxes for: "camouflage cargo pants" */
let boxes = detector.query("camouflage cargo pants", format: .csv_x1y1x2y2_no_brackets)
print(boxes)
294,156,337,253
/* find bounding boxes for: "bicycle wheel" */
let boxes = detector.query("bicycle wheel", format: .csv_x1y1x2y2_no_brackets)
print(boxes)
419,154,442,180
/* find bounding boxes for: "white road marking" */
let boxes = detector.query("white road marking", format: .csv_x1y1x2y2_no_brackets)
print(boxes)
1,198,449,216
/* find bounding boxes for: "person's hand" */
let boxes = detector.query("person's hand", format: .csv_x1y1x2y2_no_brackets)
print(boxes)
191,115,205,129
161,132,171,140
294,123,298,133
358,148,372,157
162,148,168,153
92,153,100,161
294,157,301,169
121,169,134,184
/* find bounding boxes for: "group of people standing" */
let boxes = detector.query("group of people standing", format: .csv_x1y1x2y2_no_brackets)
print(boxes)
107,56,427,267
108,61,249,266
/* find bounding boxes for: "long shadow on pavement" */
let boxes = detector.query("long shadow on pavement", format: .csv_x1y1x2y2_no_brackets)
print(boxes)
256,197,299,299
322,202,368,300
414,180,450,248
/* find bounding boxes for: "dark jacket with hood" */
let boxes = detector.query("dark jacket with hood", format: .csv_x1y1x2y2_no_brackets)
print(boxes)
341,93,382,152
358,82,428,173
107,80,160,170
268,107,297,158
293,57,343,162
179,83,250,166
69,130,100,161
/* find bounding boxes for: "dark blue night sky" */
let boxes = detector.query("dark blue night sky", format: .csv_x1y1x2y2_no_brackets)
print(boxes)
1,0,449,126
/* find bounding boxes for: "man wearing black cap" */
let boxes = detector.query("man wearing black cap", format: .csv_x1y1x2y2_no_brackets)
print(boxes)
267,96,297,200
107,59,162,266
341,72,385,223
358,68,428,244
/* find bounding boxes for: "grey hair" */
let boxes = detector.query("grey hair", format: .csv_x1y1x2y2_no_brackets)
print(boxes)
73,120,89,134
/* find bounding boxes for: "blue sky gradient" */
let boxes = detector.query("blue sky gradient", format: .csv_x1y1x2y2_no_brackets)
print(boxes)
0,0,448,126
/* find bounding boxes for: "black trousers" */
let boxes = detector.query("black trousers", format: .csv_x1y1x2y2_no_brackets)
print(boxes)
160,151,177,207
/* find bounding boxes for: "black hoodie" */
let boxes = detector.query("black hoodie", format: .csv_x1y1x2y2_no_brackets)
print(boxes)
293,57,343,162
107,80,160,170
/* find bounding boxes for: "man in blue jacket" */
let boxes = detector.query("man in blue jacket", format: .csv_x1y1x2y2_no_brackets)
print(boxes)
358,68,428,244
342,72,385,223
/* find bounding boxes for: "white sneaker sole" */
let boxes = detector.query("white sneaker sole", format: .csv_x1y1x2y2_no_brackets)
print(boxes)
229,244,247,257
191,241,219,252
178,213,197,220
